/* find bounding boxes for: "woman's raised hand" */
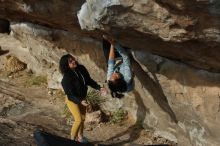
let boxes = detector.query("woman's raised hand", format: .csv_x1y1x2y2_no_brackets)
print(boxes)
100,87,108,96
81,100,89,106
103,35,115,45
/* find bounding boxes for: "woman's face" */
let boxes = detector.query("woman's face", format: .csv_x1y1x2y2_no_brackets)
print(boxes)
109,72,121,81
68,57,77,69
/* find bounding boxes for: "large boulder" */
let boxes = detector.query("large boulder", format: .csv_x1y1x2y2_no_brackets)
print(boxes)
0,1,220,145
77,0,220,72
0,0,220,71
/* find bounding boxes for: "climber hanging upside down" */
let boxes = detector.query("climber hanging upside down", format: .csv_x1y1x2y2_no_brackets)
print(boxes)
102,35,134,98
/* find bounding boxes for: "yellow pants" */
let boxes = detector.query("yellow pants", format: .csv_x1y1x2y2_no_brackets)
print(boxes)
65,97,86,140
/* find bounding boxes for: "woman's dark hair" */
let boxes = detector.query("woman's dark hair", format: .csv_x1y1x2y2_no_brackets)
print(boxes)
59,54,73,74
108,77,127,98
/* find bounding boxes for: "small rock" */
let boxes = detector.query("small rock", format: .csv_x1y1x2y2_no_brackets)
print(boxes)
85,127,93,131
85,110,102,124
48,89,53,95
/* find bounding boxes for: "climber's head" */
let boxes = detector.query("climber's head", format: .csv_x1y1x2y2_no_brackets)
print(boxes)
108,72,127,98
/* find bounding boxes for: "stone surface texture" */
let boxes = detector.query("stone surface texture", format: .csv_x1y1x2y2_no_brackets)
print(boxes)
0,0,220,146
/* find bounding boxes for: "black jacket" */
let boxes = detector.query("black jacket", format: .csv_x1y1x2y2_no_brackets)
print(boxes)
61,64,101,104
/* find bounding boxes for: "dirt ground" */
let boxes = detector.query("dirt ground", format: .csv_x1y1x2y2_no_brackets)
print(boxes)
0,69,176,146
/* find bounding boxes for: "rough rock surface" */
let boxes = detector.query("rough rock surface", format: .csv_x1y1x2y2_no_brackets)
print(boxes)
77,0,220,72
0,23,106,89
0,1,220,146
1,0,220,71
1,21,219,146
0,71,177,146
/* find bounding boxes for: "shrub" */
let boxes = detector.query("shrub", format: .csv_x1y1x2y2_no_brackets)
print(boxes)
63,89,106,124
86,89,105,112
25,75,47,86
63,104,73,125
110,108,126,123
